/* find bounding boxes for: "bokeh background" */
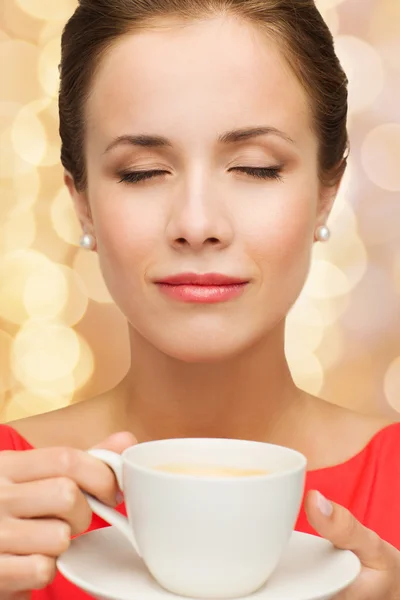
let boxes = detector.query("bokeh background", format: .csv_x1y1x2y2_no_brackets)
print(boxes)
0,0,399,423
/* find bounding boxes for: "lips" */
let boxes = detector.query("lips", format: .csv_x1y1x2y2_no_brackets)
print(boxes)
154,273,249,304
156,273,248,286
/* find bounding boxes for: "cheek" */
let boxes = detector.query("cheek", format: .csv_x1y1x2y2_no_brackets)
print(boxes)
243,192,314,255
89,187,162,287
240,189,316,290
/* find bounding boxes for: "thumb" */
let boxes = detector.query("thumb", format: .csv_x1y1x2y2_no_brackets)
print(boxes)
91,431,138,454
305,490,390,570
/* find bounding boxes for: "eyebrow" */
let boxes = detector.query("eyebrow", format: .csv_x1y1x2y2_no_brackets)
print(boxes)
103,126,295,154
104,134,172,153
218,126,295,145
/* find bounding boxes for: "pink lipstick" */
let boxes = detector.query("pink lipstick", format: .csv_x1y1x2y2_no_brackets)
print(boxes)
155,273,249,303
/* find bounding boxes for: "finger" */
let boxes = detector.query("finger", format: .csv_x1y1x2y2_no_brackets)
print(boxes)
332,567,391,600
0,517,71,557
0,554,56,592
91,431,137,501
0,477,92,535
0,434,135,506
305,490,398,570
91,431,137,452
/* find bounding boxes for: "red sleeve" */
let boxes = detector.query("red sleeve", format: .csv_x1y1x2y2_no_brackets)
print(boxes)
296,422,400,549
0,424,34,450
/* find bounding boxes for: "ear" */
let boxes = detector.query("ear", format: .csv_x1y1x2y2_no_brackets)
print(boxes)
64,170,97,251
315,172,344,235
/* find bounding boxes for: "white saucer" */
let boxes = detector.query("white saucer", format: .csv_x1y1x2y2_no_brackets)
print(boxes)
57,527,360,600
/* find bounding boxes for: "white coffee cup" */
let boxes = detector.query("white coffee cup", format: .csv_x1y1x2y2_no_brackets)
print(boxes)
86,438,306,599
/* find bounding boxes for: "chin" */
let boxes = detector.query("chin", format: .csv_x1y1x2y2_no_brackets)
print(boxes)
145,325,262,364
162,345,240,364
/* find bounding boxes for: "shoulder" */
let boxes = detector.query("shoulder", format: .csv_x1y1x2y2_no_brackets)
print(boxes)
309,398,396,469
7,393,114,450
366,419,400,455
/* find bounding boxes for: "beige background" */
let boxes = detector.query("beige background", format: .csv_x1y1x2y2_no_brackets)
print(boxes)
0,0,399,423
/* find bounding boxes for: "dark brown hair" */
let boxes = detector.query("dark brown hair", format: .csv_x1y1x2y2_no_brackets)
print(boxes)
59,0,349,191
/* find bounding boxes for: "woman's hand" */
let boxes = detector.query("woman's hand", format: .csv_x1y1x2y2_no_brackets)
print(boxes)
0,431,136,598
305,490,400,599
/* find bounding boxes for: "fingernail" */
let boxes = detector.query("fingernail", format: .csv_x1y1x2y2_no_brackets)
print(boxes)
116,490,124,504
316,491,333,517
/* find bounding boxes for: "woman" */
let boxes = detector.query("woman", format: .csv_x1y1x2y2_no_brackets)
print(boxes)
0,0,399,597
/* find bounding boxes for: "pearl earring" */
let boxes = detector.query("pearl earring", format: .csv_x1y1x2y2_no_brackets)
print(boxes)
315,225,330,242
79,231,96,250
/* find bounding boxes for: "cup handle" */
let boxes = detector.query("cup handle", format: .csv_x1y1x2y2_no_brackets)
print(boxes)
85,448,141,556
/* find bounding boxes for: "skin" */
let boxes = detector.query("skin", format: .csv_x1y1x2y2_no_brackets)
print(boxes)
3,15,398,598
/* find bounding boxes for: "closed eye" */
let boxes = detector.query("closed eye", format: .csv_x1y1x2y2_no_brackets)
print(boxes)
118,170,169,184
229,166,283,181
117,166,283,184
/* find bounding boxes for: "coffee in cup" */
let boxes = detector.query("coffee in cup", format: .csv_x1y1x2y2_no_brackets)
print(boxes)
154,463,270,477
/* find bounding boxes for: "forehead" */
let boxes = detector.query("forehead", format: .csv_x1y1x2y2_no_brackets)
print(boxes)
86,16,312,148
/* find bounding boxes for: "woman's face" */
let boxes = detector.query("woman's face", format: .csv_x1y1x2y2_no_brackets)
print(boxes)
73,16,334,362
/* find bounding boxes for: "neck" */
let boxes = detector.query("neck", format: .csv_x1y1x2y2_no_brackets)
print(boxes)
114,322,309,444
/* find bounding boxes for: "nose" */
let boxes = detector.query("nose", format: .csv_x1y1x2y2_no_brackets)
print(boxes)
166,178,234,253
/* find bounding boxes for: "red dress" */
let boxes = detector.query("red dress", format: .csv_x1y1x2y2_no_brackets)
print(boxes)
1,422,399,599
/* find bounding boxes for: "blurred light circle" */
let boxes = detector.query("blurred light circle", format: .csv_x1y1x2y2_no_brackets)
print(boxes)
11,372,76,399
342,266,399,339
288,353,324,395
73,333,95,391
384,357,400,413
33,98,60,166
15,0,78,21
38,38,61,98
0,102,34,178
334,36,385,114
289,295,324,327
358,194,400,246
312,296,350,327
39,20,66,45
56,266,89,327
12,167,40,209
361,124,400,192
73,251,114,304
372,39,400,80
286,299,324,360
13,332,95,396
369,0,400,46
304,260,351,299
12,320,80,384
285,322,324,362
3,389,72,421
11,103,47,166
314,227,368,292
31,376,76,398
317,327,344,370
2,0,43,42
1,394,32,421
0,40,41,104
0,330,15,394
328,158,356,227
315,0,345,9
0,102,20,136
51,187,82,246
0,249,57,324
23,262,68,320
3,207,36,253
